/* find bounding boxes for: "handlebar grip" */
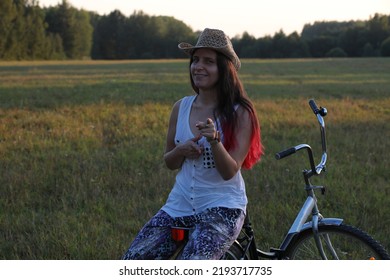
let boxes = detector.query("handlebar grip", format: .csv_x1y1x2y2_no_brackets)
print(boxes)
309,99,319,114
275,147,296,160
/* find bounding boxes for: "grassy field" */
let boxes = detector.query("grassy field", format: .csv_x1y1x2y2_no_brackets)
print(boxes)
0,58,389,259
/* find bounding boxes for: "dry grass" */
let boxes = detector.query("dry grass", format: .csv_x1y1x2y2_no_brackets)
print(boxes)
0,58,389,259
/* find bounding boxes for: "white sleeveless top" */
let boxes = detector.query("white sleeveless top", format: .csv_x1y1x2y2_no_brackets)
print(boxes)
161,95,247,217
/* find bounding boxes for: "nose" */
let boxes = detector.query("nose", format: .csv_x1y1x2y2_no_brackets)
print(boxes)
194,62,204,71
192,59,205,71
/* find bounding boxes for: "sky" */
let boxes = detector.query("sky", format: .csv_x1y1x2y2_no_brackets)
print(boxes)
38,0,390,38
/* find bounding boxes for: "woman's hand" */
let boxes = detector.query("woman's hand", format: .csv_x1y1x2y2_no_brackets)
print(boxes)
195,109,252,181
196,118,217,142
177,134,204,160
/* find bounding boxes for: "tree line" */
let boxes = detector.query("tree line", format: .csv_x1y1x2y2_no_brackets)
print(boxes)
1,0,390,60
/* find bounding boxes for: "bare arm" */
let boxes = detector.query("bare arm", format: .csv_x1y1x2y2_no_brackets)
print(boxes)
196,107,252,180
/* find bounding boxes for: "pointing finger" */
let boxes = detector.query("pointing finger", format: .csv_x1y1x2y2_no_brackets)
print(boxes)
191,134,202,142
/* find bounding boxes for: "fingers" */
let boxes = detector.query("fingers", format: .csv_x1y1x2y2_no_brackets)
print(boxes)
196,118,214,130
191,134,202,142
182,137,203,159
195,122,205,130
196,118,216,141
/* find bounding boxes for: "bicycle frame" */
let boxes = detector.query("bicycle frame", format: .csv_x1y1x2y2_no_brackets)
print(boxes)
278,185,343,259
235,99,345,260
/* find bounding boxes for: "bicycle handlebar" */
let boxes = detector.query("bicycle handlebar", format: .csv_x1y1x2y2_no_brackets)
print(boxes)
275,99,328,177
309,99,319,114
275,147,296,160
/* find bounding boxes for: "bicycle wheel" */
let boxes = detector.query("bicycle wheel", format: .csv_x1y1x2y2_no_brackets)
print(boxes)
222,242,248,260
285,224,390,260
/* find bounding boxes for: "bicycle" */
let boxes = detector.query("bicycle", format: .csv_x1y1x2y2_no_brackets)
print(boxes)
170,99,390,260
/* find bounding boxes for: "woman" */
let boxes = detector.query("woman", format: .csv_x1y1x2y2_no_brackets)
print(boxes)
122,28,263,260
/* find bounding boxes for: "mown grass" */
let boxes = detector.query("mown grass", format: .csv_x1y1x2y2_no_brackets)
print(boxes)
0,58,389,259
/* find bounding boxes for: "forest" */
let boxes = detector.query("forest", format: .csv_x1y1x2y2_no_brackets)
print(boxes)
1,0,390,60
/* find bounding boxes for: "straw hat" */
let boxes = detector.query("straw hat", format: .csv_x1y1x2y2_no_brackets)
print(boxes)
178,28,241,70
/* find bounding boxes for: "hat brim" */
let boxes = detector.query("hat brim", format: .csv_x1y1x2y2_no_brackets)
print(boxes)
178,42,241,70
178,42,204,55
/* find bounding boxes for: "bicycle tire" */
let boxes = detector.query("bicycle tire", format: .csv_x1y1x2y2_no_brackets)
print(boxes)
285,223,390,260
222,242,248,260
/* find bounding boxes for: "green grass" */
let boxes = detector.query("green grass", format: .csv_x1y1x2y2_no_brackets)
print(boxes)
0,58,389,259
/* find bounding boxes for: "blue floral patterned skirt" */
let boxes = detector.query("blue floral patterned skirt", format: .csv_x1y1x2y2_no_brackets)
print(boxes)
122,207,245,260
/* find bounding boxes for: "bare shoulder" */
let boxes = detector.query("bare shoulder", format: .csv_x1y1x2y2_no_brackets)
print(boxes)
173,98,182,110
169,98,183,119
170,95,196,117
236,105,252,127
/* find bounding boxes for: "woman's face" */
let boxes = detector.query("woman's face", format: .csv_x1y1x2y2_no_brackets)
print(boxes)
190,48,219,91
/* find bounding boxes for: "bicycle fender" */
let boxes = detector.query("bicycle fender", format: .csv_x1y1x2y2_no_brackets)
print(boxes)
301,218,343,231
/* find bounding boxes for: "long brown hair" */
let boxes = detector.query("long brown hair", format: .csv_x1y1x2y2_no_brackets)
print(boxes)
189,51,264,169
